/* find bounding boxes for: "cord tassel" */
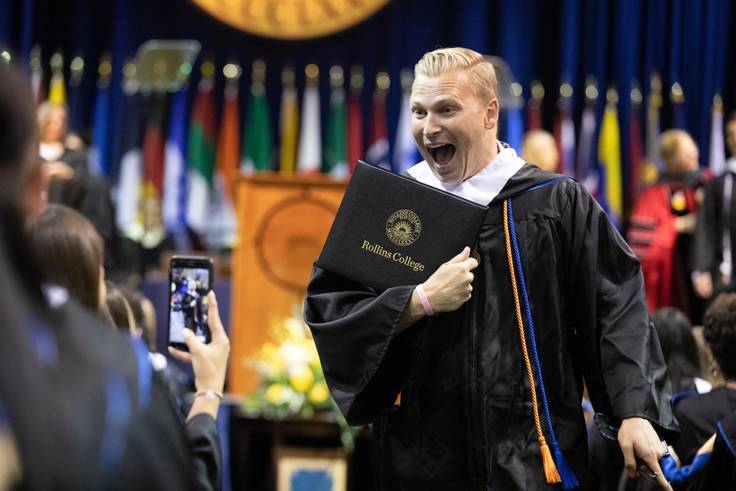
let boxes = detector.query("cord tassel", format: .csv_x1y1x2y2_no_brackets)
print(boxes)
504,201,561,486
507,197,580,489
540,440,562,484
552,443,579,489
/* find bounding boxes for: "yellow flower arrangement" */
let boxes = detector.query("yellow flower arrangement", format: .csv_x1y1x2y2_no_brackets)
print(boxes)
244,307,333,417
242,306,360,450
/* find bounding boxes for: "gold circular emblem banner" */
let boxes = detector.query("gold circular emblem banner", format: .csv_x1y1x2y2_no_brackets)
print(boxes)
191,0,390,40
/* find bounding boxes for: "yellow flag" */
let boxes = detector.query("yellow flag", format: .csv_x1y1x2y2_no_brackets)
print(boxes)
48,70,66,104
279,83,299,174
598,97,622,222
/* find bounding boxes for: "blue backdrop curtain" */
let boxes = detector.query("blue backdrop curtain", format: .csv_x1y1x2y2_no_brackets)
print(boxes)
0,0,733,184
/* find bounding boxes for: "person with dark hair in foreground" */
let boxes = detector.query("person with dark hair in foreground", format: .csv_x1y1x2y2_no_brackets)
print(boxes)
29,203,108,313
305,47,677,490
673,293,736,466
0,61,229,490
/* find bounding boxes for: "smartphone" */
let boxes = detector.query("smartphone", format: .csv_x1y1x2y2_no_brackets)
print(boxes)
168,255,214,351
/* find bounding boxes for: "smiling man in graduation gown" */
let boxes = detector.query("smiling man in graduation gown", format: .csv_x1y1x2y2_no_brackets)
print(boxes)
305,47,677,490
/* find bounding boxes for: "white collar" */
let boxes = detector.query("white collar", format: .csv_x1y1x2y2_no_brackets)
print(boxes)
406,141,525,205
726,157,736,174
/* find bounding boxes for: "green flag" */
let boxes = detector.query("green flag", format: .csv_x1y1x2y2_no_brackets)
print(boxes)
324,72,348,178
187,78,216,235
241,79,273,173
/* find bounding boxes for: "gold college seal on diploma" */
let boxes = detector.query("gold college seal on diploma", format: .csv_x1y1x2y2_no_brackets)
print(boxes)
386,209,422,246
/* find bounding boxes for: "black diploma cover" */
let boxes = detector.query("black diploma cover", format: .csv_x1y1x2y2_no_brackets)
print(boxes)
316,161,488,290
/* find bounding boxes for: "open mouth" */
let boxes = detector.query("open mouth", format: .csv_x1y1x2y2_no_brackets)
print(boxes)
428,144,456,165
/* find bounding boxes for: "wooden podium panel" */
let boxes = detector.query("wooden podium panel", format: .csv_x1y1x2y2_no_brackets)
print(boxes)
230,173,347,395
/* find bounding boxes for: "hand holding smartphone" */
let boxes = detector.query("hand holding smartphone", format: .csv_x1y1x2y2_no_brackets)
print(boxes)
168,255,214,351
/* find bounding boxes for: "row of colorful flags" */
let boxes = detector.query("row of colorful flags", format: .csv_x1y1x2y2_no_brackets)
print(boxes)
27,49,731,248
513,75,728,228
28,51,422,250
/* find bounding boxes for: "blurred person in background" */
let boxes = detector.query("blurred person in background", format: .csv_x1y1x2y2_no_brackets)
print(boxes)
521,129,560,172
693,111,736,301
120,283,191,412
37,102,87,179
37,101,121,280
628,130,705,322
105,280,137,334
0,60,228,490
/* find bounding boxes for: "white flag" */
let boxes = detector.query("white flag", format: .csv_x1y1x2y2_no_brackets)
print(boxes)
297,82,322,173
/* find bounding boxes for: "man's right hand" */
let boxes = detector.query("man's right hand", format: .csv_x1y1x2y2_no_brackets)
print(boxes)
422,247,479,313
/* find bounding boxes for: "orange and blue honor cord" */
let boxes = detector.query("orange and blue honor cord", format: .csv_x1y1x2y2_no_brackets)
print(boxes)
503,197,579,489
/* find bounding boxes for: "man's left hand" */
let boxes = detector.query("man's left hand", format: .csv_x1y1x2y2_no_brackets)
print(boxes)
617,417,672,490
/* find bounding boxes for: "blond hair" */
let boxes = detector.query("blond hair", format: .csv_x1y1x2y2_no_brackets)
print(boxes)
414,47,497,103
521,130,559,172
37,101,68,140
659,129,692,164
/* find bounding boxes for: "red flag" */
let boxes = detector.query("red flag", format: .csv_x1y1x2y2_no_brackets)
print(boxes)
347,66,364,173
526,81,544,131
143,93,166,196
347,92,362,173
527,100,542,131
366,75,391,171
629,92,645,212
139,92,167,245
552,112,562,173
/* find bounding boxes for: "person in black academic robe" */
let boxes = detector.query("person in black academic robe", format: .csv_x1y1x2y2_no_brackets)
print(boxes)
692,111,736,300
687,412,736,491
305,48,677,490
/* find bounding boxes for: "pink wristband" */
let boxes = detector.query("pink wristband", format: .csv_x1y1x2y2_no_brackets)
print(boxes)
415,284,434,316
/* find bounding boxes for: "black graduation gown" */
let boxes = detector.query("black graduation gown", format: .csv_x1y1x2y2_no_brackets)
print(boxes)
693,171,736,291
673,386,736,465
305,165,677,490
688,411,736,491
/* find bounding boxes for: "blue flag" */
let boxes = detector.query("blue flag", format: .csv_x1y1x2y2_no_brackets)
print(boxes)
503,103,524,153
393,77,419,174
89,77,112,176
163,88,191,249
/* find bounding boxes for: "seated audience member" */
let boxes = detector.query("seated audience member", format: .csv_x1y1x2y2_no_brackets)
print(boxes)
105,280,137,334
120,284,190,408
29,203,107,314
686,412,736,490
674,293,736,465
119,285,157,348
652,308,708,395
628,130,705,321
0,60,228,490
520,129,559,172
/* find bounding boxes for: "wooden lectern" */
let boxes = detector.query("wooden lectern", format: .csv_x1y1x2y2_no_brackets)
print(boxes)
230,173,347,395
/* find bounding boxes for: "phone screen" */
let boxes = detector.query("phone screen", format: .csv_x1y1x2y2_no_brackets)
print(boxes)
169,262,211,346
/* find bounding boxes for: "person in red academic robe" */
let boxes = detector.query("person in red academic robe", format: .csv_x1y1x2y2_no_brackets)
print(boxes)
627,130,705,319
